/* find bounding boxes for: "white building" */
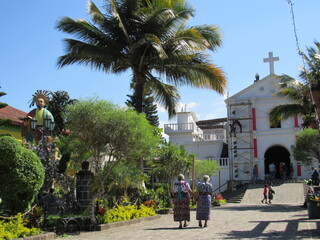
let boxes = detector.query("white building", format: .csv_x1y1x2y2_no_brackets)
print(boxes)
164,52,315,193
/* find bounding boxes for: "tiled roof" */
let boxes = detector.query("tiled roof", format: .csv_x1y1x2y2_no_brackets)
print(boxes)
0,106,27,125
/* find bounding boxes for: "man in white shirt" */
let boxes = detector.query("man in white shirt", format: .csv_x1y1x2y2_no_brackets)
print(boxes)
269,163,276,179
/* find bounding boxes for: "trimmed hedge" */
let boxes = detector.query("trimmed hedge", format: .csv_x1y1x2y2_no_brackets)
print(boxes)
0,136,45,214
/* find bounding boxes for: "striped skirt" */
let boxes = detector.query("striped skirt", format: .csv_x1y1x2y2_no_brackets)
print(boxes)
173,192,190,222
196,194,211,220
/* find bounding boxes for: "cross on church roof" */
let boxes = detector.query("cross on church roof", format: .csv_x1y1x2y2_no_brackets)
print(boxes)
263,52,279,75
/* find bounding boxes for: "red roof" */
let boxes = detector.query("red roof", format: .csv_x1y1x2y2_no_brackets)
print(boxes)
0,106,27,126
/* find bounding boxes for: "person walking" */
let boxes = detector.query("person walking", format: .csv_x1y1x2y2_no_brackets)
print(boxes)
172,174,193,229
268,182,275,204
279,162,287,180
303,180,314,208
289,163,294,179
311,167,319,186
195,175,214,228
269,163,276,180
261,184,268,204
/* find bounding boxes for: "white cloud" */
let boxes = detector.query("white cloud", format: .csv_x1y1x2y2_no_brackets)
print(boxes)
177,101,200,112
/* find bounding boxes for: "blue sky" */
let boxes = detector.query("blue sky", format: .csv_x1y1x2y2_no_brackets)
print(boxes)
1,0,320,130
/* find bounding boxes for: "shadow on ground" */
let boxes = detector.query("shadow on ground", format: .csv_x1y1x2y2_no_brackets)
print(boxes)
221,219,320,239
215,204,306,213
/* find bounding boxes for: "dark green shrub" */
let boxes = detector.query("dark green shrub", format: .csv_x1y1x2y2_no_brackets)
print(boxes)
0,136,45,214
0,136,21,164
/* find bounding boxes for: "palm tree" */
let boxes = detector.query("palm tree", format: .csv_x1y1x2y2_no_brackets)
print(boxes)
126,87,159,127
56,0,226,117
0,87,9,127
269,75,316,128
299,41,320,91
269,41,320,128
47,90,77,136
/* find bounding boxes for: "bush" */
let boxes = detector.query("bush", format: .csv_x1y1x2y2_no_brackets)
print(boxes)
100,204,156,224
0,136,45,214
0,214,42,240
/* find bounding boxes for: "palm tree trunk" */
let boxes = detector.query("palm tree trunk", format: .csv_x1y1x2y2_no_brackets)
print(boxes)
311,90,320,130
133,72,144,114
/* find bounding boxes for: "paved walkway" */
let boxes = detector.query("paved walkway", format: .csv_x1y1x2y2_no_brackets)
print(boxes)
66,183,320,240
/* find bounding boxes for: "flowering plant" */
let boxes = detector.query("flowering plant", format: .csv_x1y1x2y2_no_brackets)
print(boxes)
309,195,320,202
143,200,157,209
212,194,227,206
24,136,60,191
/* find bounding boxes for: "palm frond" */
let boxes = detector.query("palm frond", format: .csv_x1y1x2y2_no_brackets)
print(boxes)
147,76,180,118
269,104,305,125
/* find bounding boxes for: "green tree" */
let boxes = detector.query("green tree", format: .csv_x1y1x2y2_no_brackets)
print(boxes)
0,136,45,214
293,129,320,165
104,162,147,203
126,87,159,127
56,0,226,117
269,75,316,128
195,159,220,182
0,87,7,109
299,41,320,91
148,142,193,207
269,41,320,128
0,86,9,126
151,142,193,185
65,97,161,215
47,90,77,136
56,134,92,174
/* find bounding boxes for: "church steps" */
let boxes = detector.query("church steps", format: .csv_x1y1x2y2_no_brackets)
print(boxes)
220,179,305,204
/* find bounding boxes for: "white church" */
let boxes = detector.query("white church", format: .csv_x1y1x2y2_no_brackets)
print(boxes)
164,52,315,193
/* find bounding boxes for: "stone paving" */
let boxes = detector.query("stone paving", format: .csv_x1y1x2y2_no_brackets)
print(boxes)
65,183,320,240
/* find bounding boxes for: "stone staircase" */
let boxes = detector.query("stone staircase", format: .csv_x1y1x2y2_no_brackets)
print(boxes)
220,179,306,204
220,184,248,203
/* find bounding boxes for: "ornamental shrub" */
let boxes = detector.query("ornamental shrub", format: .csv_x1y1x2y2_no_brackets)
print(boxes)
0,213,42,240
101,204,156,224
0,136,45,214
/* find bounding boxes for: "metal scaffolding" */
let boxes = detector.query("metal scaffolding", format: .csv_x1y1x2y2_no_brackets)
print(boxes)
227,101,254,181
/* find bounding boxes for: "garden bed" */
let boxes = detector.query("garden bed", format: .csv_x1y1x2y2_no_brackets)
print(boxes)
96,215,161,231
14,232,56,240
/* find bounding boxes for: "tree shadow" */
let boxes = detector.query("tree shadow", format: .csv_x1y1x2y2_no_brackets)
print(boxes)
221,219,320,239
146,226,200,230
215,204,306,213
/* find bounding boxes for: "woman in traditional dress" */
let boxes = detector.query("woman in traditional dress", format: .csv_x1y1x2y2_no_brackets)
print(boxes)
196,175,213,227
172,174,193,228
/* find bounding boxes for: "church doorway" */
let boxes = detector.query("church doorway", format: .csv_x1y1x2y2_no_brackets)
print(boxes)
264,146,291,179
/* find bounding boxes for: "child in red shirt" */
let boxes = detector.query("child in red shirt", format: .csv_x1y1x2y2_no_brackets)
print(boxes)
261,184,268,204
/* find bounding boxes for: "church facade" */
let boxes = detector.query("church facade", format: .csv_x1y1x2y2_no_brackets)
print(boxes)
164,52,315,192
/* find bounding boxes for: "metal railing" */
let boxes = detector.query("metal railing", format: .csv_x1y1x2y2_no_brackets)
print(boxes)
164,123,202,134
193,133,226,142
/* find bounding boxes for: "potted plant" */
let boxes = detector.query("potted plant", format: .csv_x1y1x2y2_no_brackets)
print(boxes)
307,195,320,219
212,194,226,207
